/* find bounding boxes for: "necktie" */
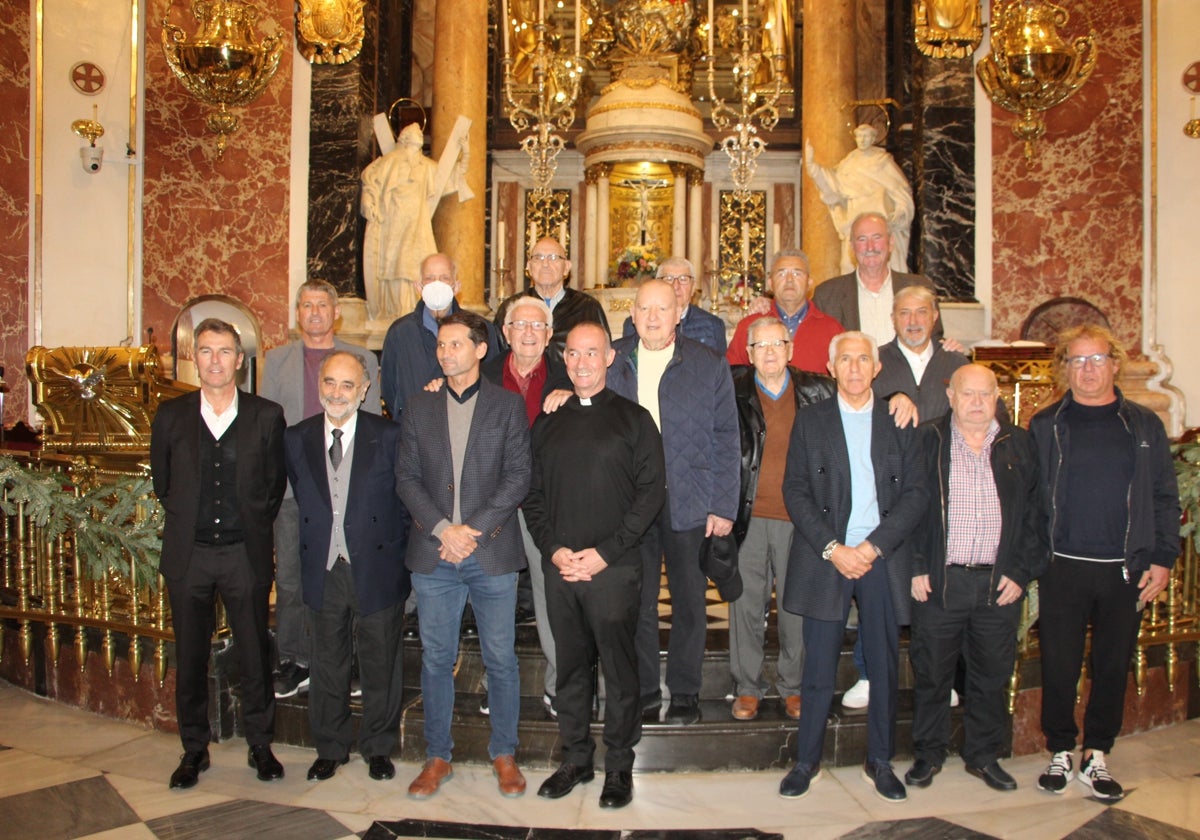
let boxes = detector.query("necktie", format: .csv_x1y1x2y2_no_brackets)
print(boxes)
329,428,343,470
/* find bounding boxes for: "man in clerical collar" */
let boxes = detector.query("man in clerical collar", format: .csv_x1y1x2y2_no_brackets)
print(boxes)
494,237,609,362
621,256,727,352
727,249,844,374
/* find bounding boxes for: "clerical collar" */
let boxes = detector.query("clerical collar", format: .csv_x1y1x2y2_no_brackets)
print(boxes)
447,379,481,403
774,300,809,335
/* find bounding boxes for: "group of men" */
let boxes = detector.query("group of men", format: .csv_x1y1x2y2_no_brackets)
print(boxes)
150,210,1179,812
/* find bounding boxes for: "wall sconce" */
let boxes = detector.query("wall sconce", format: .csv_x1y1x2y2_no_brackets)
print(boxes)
976,0,1098,162
161,0,286,157
71,105,105,174
1183,61,1200,139
913,0,983,59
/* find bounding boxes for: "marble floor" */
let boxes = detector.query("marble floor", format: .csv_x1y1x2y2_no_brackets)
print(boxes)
1,680,1199,840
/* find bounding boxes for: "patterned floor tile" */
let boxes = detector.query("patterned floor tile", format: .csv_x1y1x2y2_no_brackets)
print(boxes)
145,799,351,840
0,775,141,839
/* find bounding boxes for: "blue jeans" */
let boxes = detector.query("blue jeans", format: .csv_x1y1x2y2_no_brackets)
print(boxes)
411,557,520,761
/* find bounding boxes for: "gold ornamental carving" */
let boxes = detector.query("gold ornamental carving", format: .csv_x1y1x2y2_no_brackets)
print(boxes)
295,0,364,65
914,0,983,60
976,0,1097,162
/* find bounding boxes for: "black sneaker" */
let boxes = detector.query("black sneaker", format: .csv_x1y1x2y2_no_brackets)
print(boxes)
543,692,558,719
1078,751,1123,800
1036,750,1074,794
273,662,310,698
664,694,700,725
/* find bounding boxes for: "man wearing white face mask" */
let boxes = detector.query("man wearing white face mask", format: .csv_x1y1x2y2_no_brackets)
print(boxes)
381,253,501,420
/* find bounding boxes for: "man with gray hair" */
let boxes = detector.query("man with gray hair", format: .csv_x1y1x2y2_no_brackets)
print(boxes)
621,256,727,352
727,249,843,373
778,330,926,802
262,279,381,699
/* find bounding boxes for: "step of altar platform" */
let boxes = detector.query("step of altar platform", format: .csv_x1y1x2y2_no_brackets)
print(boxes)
268,623,980,771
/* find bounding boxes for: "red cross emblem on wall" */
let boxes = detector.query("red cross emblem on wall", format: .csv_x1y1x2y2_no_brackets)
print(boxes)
70,62,105,95
1183,62,1200,96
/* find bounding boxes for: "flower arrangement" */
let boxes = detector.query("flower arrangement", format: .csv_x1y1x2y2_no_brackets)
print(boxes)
611,246,661,284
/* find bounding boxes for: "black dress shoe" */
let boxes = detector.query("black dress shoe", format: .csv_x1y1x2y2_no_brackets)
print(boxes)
664,694,700,725
307,756,348,781
599,770,633,808
169,749,210,789
368,755,396,780
862,760,907,802
967,760,1018,791
537,763,595,799
904,758,942,788
248,745,284,781
640,690,663,717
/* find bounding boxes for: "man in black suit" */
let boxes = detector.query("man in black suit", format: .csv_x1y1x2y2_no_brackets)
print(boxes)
812,212,940,344
284,351,410,783
778,331,927,802
150,318,287,789
396,311,532,800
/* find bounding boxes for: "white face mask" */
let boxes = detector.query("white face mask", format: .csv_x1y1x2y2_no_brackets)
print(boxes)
421,280,454,311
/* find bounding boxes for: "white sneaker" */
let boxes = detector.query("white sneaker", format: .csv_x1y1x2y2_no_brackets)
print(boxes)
950,688,960,707
842,679,870,709
1078,751,1124,800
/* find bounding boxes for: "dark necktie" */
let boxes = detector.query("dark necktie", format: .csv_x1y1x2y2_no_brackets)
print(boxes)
329,428,343,470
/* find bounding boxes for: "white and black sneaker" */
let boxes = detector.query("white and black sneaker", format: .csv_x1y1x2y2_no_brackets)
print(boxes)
1078,751,1124,800
1036,750,1074,794
273,662,310,698
543,693,558,719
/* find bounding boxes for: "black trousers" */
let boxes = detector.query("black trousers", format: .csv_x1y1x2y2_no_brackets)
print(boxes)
910,566,1019,767
308,559,405,761
1039,556,1143,754
546,560,642,772
165,543,274,753
635,512,707,699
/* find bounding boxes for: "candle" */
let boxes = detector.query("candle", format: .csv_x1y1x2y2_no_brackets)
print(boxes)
538,0,545,27
529,221,538,251
574,0,581,55
707,0,714,54
741,222,750,268
559,221,567,250
771,10,781,54
741,0,749,27
501,0,510,61
497,220,506,264
772,222,781,255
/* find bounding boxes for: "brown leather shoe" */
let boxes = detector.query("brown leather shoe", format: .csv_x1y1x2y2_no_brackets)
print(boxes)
492,754,527,797
785,695,802,720
731,695,760,720
407,757,453,799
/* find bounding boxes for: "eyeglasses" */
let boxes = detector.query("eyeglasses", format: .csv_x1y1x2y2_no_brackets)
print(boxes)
507,319,549,331
748,339,792,350
528,253,566,263
1067,353,1112,368
661,274,694,285
772,268,808,280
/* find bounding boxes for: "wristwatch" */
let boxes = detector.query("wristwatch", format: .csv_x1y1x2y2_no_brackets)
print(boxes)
821,539,839,561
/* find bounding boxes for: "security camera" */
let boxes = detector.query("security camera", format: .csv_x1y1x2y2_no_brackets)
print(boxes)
80,145,103,174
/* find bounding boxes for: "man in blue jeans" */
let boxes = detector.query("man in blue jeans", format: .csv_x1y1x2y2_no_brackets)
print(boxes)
395,311,532,800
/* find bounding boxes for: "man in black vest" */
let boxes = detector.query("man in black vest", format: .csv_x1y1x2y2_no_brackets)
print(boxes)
150,318,287,789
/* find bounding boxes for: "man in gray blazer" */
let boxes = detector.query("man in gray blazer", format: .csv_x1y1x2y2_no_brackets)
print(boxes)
778,331,927,803
396,311,532,801
261,279,380,699
812,212,940,345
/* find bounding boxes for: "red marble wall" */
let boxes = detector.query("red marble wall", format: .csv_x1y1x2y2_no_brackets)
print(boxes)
141,0,294,351
991,0,1144,350
0,12,30,426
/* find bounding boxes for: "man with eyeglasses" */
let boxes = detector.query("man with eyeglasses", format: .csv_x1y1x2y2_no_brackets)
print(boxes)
483,297,572,716
729,317,835,723
727,249,844,374
621,257,727,352
1029,325,1179,801
494,237,610,362
381,252,500,420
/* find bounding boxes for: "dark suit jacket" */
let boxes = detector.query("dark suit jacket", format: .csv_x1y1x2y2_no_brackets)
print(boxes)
284,411,411,615
812,272,942,341
781,396,928,624
262,337,381,425
872,338,969,425
395,377,531,576
150,390,286,584
621,305,728,353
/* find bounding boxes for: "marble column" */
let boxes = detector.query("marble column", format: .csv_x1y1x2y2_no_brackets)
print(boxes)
801,0,856,284
596,165,612,286
688,167,704,272
431,0,487,308
671,164,688,259
584,167,600,289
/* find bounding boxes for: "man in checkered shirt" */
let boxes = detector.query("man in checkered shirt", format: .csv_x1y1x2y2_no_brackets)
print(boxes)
905,364,1046,793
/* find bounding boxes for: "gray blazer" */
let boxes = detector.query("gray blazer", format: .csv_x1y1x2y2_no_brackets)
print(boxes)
262,337,381,425
781,396,928,624
872,338,969,425
395,377,531,576
812,272,942,340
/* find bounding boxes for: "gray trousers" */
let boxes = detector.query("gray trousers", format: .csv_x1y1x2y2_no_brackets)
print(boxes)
519,509,556,697
273,498,309,666
728,516,804,699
